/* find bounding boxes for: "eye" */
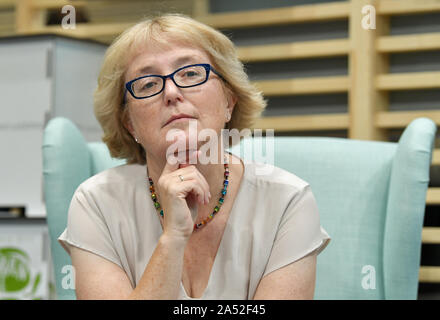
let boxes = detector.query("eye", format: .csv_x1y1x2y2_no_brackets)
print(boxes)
143,81,157,89
183,70,199,77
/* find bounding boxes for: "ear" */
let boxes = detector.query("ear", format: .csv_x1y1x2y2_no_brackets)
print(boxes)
122,109,136,138
226,90,238,115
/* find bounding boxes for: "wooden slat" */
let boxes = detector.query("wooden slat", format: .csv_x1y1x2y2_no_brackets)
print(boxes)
22,22,134,38
377,33,440,53
375,110,440,128
15,0,33,33
85,0,194,24
32,0,87,9
0,0,15,9
427,187,440,205
376,72,440,91
348,0,389,141
0,0,87,10
237,39,349,62
253,76,349,96
422,227,440,244
378,0,440,15
419,266,440,283
432,149,440,166
253,113,349,132
193,0,209,18
198,1,350,29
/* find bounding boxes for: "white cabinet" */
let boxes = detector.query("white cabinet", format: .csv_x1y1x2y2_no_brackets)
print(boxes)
0,35,107,218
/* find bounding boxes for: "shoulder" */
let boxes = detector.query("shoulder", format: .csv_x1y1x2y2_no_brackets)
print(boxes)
243,160,310,195
76,163,146,196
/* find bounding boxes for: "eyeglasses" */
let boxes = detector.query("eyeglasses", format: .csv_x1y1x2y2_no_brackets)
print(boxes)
123,63,224,102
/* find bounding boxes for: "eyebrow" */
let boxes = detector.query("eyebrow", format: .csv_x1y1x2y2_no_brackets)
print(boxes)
134,55,203,77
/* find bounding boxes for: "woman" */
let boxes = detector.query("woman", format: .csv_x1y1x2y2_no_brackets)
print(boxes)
58,13,330,300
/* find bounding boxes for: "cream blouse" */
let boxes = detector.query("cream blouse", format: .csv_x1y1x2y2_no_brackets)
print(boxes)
58,155,331,299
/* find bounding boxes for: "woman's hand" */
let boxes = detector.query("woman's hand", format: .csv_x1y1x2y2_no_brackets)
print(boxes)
156,150,211,241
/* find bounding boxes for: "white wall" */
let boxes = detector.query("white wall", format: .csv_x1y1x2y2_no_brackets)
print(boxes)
0,35,107,217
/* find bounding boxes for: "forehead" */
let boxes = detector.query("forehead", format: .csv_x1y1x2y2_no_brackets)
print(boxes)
126,40,211,78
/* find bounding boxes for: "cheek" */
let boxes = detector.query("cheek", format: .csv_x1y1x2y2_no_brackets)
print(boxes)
198,87,227,117
199,108,225,134
130,106,158,134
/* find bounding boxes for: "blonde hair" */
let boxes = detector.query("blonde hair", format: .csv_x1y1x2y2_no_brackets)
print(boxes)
94,13,266,165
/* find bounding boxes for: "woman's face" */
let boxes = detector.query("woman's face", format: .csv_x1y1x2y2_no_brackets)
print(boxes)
123,40,235,162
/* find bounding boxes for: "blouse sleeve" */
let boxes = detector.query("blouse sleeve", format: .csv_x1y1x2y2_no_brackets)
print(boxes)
263,184,331,277
57,186,123,269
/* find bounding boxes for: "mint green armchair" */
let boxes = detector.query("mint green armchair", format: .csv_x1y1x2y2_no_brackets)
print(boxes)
42,117,435,300
42,118,125,300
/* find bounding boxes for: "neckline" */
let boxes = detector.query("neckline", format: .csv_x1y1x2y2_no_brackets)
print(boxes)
180,151,248,299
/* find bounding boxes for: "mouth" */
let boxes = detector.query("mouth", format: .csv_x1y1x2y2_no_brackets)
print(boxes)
163,114,196,127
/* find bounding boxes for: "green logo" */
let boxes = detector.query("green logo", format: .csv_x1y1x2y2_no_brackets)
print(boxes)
0,247,42,300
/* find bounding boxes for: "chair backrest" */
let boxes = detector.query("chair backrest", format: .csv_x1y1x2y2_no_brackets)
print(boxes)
43,118,125,299
43,117,435,299
228,117,435,299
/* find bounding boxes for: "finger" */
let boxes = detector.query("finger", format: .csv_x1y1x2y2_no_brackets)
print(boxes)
162,136,189,175
182,176,209,205
179,179,207,205
185,151,210,201
177,164,210,203
194,169,211,201
197,175,210,205
178,149,199,169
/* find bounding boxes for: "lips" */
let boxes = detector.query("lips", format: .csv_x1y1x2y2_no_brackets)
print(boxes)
164,114,196,127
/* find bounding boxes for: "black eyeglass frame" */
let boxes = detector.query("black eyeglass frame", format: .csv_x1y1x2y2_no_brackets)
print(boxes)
123,63,224,103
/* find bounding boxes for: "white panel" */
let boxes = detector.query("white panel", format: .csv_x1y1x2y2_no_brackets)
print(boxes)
0,36,108,219
53,38,106,140
0,40,52,125
0,40,51,82
0,126,45,217
0,80,51,125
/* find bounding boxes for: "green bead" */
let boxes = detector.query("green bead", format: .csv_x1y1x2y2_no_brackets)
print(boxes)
154,202,160,209
214,206,219,212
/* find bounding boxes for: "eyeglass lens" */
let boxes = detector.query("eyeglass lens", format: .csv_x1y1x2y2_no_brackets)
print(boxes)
131,65,207,98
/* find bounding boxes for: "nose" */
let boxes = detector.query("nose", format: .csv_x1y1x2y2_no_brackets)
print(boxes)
163,76,184,106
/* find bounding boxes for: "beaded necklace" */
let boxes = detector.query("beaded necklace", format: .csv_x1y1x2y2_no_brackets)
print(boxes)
147,155,230,231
